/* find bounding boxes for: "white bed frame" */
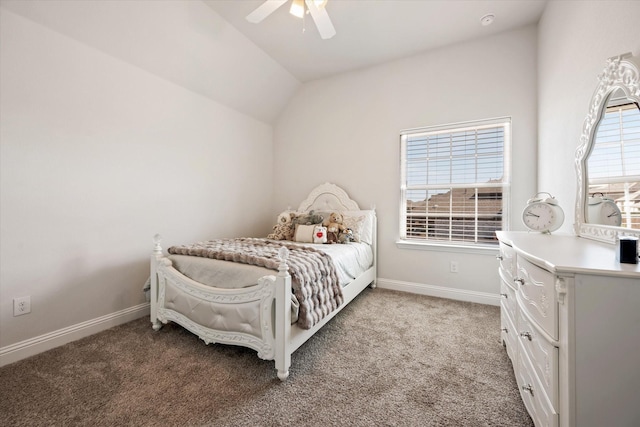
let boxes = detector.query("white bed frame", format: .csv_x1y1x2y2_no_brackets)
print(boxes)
149,183,377,380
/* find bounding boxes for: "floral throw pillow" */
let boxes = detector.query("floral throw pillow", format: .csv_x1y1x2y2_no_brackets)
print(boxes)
342,215,365,243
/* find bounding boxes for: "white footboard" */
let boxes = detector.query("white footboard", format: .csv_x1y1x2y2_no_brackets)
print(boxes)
150,235,293,379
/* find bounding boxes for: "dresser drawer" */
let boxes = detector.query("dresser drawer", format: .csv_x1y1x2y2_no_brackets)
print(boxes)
517,308,559,410
500,278,517,320
515,256,558,340
498,242,516,288
501,303,517,363
516,344,559,427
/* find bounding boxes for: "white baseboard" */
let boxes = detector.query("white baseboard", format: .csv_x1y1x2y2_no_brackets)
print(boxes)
376,278,500,306
0,284,496,367
0,303,150,367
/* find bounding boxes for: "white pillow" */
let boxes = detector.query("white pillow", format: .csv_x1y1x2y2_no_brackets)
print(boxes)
343,210,375,244
293,224,316,243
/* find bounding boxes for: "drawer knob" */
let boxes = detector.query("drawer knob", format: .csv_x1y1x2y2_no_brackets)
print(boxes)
496,255,504,261
500,293,508,298
519,331,532,341
522,384,534,395
514,278,525,286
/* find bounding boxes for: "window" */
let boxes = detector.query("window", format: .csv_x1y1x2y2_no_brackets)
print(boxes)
400,117,511,246
588,101,640,228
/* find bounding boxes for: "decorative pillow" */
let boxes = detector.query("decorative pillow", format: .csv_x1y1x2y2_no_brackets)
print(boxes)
343,210,375,244
342,215,365,243
294,224,316,243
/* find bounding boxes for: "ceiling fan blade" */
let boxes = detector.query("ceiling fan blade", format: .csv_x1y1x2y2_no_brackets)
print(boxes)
246,0,288,24
305,0,336,39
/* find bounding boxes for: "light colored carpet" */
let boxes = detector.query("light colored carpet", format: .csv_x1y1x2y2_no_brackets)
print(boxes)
0,288,533,426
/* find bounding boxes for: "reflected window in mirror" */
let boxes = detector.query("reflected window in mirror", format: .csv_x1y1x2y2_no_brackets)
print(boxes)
575,53,640,243
587,93,640,229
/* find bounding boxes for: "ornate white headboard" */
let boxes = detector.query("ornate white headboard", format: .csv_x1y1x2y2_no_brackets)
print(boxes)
297,182,360,212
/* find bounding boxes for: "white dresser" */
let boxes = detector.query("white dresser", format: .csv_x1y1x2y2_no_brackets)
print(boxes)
496,231,640,427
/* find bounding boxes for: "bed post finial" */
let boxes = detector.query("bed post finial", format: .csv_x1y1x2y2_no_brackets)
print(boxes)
277,246,290,277
153,234,162,256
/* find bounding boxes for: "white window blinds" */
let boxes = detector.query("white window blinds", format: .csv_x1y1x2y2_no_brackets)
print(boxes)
400,117,511,245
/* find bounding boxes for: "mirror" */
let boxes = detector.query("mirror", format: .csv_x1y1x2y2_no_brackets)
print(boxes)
575,53,640,243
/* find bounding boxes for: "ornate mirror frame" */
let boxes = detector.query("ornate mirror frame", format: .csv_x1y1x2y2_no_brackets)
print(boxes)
575,52,640,243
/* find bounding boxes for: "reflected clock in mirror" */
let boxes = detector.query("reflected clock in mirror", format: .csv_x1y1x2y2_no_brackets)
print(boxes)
588,194,622,226
575,53,640,243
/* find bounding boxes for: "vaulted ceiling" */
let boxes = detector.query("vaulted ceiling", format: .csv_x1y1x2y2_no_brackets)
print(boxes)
205,0,548,82
1,0,547,123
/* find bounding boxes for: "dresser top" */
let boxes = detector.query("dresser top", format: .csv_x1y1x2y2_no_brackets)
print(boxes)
496,231,640,278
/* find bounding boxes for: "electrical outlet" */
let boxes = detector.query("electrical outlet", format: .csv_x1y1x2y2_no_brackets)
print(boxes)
13,296,31,316
450,261,459,273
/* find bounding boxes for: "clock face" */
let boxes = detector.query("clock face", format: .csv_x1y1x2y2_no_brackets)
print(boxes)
600,201,622,226
522,202,563,232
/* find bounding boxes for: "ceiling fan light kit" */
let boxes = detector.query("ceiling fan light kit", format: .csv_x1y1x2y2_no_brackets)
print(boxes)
289,0,305,18
247,0,336,39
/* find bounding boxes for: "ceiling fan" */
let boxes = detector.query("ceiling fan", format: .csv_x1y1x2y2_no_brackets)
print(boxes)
246,0,336,40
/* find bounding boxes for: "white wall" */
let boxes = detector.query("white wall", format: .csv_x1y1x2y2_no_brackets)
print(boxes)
538,0,640,232
274,26,538,299
7,0,637,362
0,7,279,351
0,0,300,123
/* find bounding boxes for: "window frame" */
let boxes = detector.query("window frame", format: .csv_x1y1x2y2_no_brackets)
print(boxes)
398,117,511,251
